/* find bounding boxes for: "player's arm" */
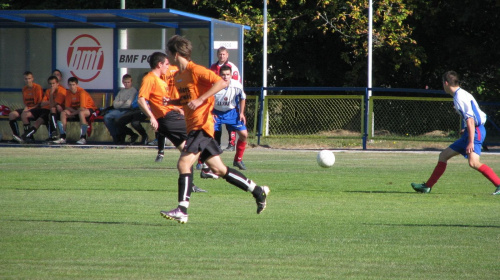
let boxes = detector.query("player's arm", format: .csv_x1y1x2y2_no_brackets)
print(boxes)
465,117,475,155
188,79,226,110
138,97,158,131
239,98,246,124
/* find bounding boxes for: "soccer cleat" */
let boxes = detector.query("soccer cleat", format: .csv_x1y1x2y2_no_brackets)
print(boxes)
160,208,188,224
233,160,247,170
493,186,500,195
52,138,66,144
225,144,235,152
155,154,164,162
12,135,24,144
200,169,219,179
192,185,208,193
195,163,203,170
76,138,87,145
255,186,270,214
411,182,431,193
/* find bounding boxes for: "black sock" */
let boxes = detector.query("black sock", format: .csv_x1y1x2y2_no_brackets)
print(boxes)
177,173,193,204
9,120,19,136
158,135,165,152
223,167,255,192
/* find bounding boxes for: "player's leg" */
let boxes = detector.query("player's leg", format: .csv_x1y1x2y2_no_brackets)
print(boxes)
160,151,199,224
469,153,500,191
22,109,49,141
205,154,269,214
411,147,458,193
53,109,71,143
20,110,33,135
233,127,248,170
225,126,236,151
130,111,148,145
76,109,91,144
8,109,22,139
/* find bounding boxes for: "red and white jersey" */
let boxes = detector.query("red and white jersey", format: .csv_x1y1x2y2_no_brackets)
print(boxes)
210,61,241,83
213,79,246,112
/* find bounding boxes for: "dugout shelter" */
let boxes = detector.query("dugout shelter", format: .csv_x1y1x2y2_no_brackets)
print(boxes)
0,8,249,141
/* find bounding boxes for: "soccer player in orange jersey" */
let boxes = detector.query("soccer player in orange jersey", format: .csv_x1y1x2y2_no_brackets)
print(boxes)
21,75,66,142
138,51,206,193
52,77,97,145
9,71,43,143
159,35,269,224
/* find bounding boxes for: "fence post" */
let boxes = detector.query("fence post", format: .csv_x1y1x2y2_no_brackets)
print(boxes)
363,87,370,150
257,87,265,145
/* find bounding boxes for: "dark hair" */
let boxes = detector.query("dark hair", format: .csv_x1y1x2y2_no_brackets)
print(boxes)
48,75,58,83
442,71,460,86
52,69,62,76
122,74,132,80
167,35,192,60
149,52,168,69
68,77,79,84
220,65,232,74
23,71,33,76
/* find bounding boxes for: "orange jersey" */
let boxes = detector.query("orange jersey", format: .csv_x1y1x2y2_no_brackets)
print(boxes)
174,61,222,137
54,85,67,106
64,87,97,110
138,66,181,120
41,85,67,109
22,83,43,108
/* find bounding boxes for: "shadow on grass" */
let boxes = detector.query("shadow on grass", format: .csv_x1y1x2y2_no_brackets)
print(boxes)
13,188,166,192
366,223,500,229
5,219,176,227
344,190,415,194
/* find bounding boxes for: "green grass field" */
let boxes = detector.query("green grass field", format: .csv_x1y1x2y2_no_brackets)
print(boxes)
1,147,499,279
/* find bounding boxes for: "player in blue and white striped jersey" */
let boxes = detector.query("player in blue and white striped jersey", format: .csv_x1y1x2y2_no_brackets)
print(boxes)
412,71,500,195
212,65,249,170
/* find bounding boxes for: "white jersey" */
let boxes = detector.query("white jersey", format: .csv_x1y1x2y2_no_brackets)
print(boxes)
213,79,246,112
453,88,486,126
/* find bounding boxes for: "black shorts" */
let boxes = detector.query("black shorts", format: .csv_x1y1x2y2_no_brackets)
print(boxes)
157,111,188,147
29,108,50,121
183,130,223,163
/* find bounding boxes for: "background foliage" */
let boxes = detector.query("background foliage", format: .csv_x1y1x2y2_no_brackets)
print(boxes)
1,0,499,99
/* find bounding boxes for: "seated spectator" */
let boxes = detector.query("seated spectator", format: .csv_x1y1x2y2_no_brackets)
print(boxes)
103,74,137,144
52,77,97,145
21,75,65,141
9,71,43,143
115,91,148,145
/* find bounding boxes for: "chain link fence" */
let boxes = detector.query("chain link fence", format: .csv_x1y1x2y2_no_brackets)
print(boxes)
242,88,500,146
369,96,459,140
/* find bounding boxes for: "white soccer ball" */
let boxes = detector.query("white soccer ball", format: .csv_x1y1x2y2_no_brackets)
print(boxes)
317,150,335,168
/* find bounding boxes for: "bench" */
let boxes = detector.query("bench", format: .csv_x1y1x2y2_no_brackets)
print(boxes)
0,92,154,142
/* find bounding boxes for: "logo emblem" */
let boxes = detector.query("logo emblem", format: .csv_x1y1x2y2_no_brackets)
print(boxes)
67,34,104,82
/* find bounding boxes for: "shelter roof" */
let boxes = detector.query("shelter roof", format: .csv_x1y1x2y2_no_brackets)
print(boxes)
0,8,250,29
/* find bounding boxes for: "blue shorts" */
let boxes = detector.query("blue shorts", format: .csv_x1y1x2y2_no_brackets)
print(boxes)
213,109,247,132
449,125,486,158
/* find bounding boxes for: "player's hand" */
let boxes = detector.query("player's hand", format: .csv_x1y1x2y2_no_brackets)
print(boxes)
466,143,474,155
162,97,170,106
150,118,159,131
187,98,203,110
239,114,246,125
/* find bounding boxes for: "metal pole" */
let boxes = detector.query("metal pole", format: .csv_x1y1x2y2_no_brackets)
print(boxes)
119,0,127,89
262,0,269,137
363,0,373,150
